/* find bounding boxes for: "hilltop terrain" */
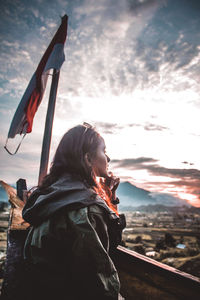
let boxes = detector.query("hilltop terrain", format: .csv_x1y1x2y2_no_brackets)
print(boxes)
117,181,191,210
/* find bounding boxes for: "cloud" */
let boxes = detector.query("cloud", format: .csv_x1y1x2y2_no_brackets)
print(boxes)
2,0,199,108
143,122,168,131
128,122,169,131
146,166,200,180
56,0,163,98
113,157,200,180
94,122,123,134
0,1,64,103
182,161,194,166
31,7,39,18
112,157,158,167
134,0,200,88
112,156,200,202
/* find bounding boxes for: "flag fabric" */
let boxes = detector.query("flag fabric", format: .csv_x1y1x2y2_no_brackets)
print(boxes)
7,15,68,139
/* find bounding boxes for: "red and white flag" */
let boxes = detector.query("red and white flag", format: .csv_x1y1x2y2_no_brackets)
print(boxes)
7,15,68,139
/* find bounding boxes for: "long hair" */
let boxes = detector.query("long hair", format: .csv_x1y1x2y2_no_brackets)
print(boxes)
38,124,118,215
39,124,100,190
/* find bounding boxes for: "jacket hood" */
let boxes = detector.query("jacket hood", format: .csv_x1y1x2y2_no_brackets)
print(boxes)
22,174,113,226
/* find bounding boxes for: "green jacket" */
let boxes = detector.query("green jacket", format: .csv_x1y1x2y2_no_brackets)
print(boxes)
22,174,125,300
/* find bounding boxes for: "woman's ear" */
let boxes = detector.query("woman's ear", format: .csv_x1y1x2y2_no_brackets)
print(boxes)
84,153,92,167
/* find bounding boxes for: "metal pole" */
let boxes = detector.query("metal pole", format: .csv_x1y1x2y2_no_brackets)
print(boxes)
38,69,60,185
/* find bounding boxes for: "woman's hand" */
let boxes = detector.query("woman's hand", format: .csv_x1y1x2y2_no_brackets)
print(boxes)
105,172,120,202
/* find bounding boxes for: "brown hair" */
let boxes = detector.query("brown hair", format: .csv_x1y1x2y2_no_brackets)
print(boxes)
39,124,101,190
38,123,118,215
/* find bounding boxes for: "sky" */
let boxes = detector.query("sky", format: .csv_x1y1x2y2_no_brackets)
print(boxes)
0,0,200,207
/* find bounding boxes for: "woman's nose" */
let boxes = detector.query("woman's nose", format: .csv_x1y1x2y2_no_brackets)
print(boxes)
106,155,110,162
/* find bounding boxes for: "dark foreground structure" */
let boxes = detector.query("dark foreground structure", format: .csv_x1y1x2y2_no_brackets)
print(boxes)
1,180,200,300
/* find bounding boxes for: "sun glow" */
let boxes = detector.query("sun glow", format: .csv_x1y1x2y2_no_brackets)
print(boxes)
177,192,199,206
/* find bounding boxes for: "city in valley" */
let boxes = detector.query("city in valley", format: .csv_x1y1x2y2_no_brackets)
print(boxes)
121,205,200,278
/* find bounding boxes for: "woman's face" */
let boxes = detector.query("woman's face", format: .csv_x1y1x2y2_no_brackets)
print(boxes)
91,138,110,178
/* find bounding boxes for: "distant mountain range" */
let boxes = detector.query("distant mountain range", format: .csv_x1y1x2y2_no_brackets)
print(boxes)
0,185,9,203
119,203,200,213
0,183,15,204
117,181,190,209
0,181,191,210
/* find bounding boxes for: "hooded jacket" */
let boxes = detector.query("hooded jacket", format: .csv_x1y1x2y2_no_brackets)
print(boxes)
22,174,125,300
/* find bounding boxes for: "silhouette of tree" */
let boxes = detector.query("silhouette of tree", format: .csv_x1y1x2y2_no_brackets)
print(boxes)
135,236,142,243
165,233,176,247
134,245,145,255
155,238,166,251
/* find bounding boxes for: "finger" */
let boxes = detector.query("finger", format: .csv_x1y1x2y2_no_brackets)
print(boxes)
112,178,120,191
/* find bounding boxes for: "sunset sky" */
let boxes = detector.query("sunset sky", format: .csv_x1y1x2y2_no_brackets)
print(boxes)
0,0,200,207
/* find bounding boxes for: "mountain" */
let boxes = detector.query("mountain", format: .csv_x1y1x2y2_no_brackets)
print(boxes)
0,183,16,203
117,181,190,209
117,182,152,206
0,181,190,209
0,185,11,211
119,204,200,213
0,185,9,203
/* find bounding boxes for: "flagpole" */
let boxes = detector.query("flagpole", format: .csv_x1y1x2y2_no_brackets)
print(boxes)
38,69,60,185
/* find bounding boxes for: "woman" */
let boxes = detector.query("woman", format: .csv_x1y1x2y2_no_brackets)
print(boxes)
22,123,126,300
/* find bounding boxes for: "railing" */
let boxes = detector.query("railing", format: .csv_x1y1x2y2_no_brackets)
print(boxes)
112,245,200,300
